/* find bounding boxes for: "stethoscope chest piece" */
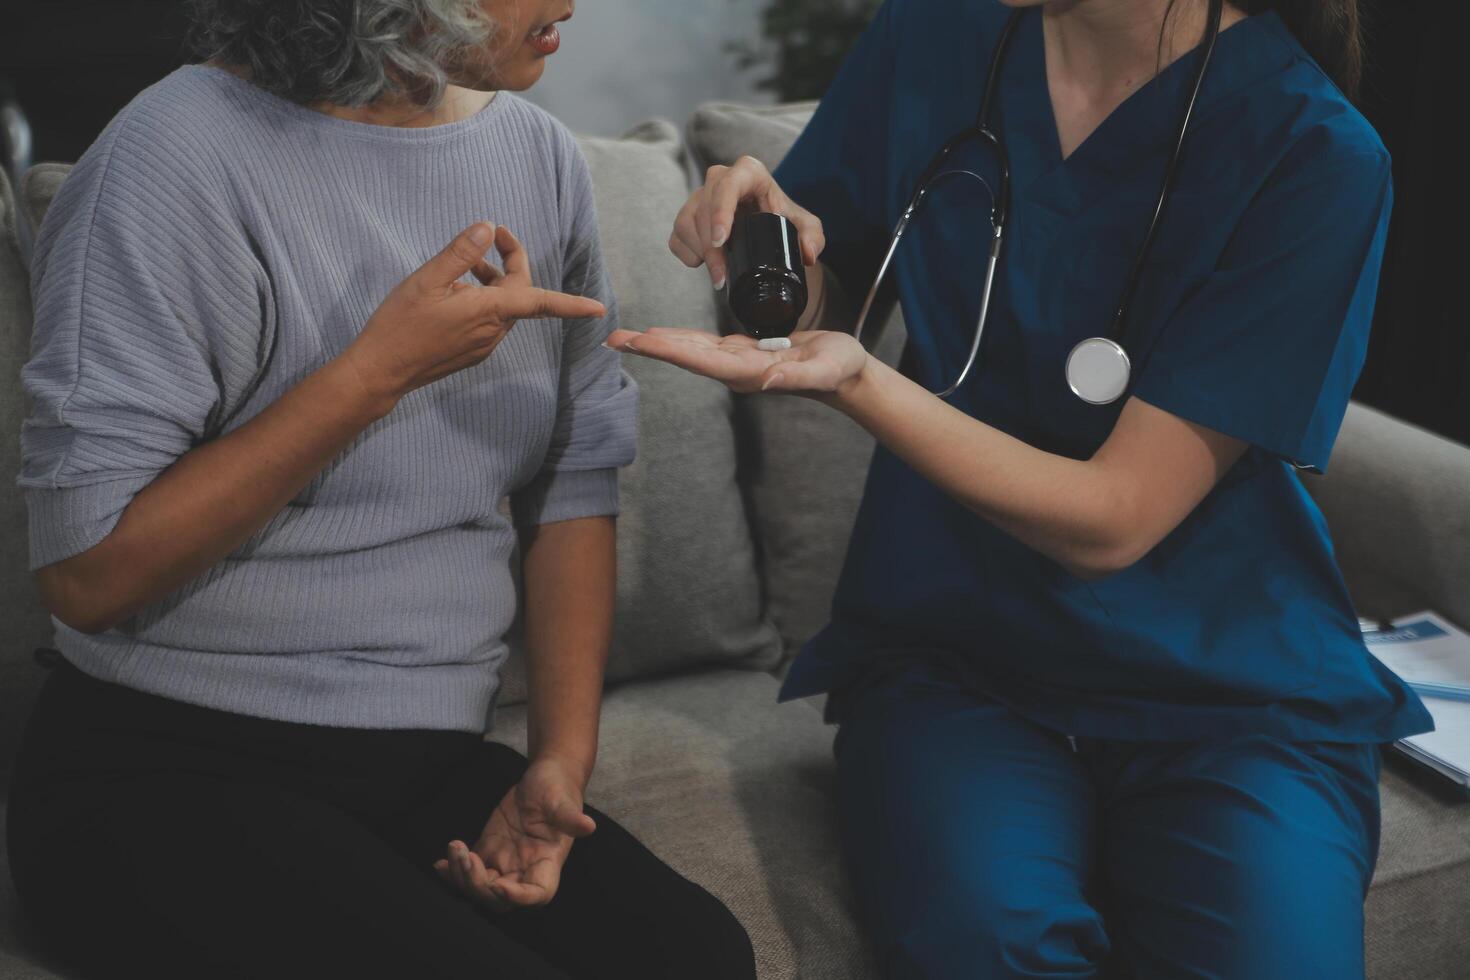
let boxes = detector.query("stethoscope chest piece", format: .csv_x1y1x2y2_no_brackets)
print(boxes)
1066,337,1131,406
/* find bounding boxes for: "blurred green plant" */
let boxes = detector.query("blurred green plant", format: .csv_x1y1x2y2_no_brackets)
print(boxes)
728,0,882,102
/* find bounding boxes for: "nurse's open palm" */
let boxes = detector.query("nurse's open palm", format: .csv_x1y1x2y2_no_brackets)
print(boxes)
434,758,596,910
605,328,868,397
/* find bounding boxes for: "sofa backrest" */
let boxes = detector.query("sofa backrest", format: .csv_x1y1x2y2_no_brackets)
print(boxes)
1304,402,1470,628
685,103,909,657
0,169,54,774
540,121,786,690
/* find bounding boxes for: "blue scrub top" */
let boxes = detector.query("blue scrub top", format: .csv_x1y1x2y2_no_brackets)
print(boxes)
775,0,1433,743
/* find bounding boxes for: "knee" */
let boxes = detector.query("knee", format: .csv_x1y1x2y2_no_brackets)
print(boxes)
884,898,1107,980
602,876,749,980
670,887,756,980
600,867,754,980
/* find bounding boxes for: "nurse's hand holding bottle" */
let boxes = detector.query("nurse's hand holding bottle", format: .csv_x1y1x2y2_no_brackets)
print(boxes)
607,156,870,399
610,158,1246,583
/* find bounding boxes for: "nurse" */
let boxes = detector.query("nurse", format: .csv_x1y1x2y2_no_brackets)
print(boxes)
607,0,1433,977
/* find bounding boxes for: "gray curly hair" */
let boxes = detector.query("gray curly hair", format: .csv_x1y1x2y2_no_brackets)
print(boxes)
187,0,497,108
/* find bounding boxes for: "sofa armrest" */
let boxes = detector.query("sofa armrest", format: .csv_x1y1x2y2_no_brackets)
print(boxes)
1304,402,1470,627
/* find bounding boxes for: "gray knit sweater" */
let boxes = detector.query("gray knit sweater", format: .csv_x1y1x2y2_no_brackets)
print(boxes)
19,66,638,731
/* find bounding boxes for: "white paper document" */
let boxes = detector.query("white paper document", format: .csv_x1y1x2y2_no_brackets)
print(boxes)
1394,697,1470,788
1363,611,1470,696
1364,611,1470,789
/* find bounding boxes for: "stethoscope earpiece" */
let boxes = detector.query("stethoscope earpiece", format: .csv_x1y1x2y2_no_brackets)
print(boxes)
1065,337,1131,406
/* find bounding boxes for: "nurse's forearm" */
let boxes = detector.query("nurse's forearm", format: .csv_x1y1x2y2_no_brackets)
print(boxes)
825,357,1243,577
829,359,1121,573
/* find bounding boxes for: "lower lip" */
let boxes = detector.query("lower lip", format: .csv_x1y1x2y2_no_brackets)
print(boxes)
528,24,561,55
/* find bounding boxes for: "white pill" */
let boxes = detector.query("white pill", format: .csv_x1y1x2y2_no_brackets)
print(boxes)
757,337,793,352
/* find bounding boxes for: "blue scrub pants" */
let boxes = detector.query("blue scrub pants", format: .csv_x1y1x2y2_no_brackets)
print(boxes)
832,659,1381,979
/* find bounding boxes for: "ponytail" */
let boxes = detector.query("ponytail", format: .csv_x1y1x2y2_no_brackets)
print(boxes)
1237,0,1365,99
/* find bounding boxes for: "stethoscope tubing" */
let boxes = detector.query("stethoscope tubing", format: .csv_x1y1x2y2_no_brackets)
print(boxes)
1107,0,1225,341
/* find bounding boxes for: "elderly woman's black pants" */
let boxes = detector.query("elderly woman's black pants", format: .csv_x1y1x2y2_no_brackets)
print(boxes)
6,661,756,980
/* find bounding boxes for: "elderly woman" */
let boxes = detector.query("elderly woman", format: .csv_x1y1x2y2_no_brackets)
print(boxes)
4,2,755,978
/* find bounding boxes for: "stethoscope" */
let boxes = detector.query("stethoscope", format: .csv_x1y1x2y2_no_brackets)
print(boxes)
851,0,1224,404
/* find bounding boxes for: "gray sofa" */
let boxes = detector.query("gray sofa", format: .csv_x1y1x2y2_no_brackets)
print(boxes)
2,101,1468,980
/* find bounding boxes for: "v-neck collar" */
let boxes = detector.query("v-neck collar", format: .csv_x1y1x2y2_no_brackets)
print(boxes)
999,9,1298,209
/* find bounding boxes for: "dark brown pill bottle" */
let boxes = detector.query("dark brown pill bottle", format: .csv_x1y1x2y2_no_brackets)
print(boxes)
725,212,808,340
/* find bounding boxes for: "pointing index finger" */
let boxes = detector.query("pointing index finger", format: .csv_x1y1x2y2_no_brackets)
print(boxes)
487,286,607,323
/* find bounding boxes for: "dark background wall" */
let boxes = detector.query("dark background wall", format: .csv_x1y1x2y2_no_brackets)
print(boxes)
0,0,1460,446
2,1,191,169
1351,1,1460,447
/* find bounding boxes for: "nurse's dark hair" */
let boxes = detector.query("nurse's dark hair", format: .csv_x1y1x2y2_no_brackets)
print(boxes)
1166,0,1365,100
1252,0,1364,99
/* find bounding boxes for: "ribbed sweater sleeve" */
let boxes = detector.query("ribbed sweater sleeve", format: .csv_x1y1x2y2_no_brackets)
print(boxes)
20,101,270,569
511,127,637,529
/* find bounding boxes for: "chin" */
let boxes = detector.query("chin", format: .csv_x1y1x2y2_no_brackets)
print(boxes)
498,60,549,92
457,52,547,94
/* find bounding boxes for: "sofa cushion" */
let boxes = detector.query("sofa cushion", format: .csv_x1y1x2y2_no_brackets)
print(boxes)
1307,404,1470,979
684,102,908,661
15,167,66,245
1304,401,1470,629
8,124,783,712
1365,761,1470,979
502,121,787,700
0,170,55,777
492,670,879,980
487,668,1470,980
686,102,819,180
564,122,781,685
